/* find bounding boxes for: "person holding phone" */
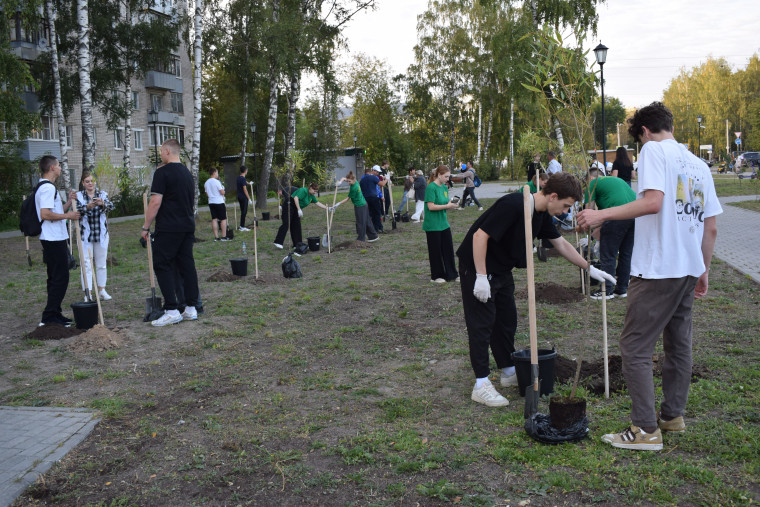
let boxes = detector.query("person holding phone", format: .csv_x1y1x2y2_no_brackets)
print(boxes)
76,170,115,300
423,165,459,283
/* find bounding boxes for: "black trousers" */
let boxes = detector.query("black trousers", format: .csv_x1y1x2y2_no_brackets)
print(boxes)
460,266,517,379
274,203,302,246
354,204,377,241
365,195,383,232
238,197,248,228
460,187,481,208
152,231,200,311
425,228,458,281
41,239,70,322
383,186,391,215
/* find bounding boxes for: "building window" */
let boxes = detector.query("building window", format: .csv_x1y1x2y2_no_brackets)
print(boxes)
150,93,163,111
131,91,140,110
113,129,124,150
30,115,55,140
170,93,183,114
65,126,73,148
149,125,185,146
133,130,143,150
154,55,181,76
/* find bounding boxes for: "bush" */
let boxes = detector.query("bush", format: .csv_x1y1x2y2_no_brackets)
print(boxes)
198,170,210,206
474,160,497,180
110,183,148,218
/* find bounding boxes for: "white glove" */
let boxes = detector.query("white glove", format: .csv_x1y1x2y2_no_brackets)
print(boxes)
297,209,303,218
249,200,253,205
334,201,341,209
589,265,616,285
473,274,491,303
328,206,335,213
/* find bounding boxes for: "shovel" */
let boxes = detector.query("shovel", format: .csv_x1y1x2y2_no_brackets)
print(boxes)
387,176,397,230
523,185,540,419
73,219,91,302
601,280,610,398
25,235,32,267
142,193,163,322
250,184,259,278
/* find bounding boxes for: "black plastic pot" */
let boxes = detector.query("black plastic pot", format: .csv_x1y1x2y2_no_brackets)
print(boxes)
71,301,98,330
512,347,558,397
230,258,248,276
262,211,270,221
307,236,320,251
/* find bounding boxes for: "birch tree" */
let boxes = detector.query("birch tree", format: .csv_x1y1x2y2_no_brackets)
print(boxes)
191,0,203,214
44,0,71,189
76,0,95,173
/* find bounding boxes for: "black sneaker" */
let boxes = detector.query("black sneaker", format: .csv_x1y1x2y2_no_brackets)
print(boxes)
220,237,232,242
57,314,73,323
590,290,614,300
214,238,221,242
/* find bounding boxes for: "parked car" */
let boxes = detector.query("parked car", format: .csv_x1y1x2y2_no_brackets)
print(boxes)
698,157,714,167
742,152,760,168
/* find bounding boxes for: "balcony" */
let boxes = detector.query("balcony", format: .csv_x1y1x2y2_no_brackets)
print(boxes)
145,71,182,92
19,139,61,161
11,41,43,61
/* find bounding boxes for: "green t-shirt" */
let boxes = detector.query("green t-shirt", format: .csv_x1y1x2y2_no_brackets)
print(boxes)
527,181,537,193
584,176,636,210
348,181,366,207
292,187,318,209
422,182,451,232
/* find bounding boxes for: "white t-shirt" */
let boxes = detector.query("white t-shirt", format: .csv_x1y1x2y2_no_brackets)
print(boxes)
204,177,225,204
547,159,562,174
35,179,68,241
631,139,723,279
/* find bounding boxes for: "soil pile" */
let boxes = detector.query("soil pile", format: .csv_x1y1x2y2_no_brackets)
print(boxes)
555,353,710,396
65,325,126,353
333,240,372,250
515,282,584,305
207,271,242,282
25,324,83,341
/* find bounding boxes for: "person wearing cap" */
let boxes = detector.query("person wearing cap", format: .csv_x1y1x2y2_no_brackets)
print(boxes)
360,165,386,233
452,161,482,211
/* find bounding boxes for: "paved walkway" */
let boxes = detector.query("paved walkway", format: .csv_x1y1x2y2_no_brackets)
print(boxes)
0,406,99,507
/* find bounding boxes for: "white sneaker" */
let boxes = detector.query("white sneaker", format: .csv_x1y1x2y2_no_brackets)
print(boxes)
151,311,183,327
181,306,198,321
239,227,250,232
500,373,519,387
99,289,112,301
478,207,484,211
471,383,509,407
273,243,283,249
431,278,446,283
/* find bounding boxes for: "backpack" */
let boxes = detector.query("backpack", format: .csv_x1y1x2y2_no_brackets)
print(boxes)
472,171,482,187
19,181,55,237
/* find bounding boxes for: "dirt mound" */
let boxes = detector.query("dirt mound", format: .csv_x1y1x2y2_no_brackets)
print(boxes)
333,240,372,250
515,282,584,304
247,273,280,284
206,271,243,282
65,325,126,353
25,324,84,341
555,353,710,396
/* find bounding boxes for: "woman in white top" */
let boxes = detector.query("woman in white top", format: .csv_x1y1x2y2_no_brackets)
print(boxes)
76,171,115,300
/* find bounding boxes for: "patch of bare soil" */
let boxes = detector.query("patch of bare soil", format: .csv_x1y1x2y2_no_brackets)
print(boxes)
515,282,584,304
64,325,127,353
107,256,119,266
333,240,371,250
555,353,710,395
246,272,280,284
206,270,243,282
25,324,84,341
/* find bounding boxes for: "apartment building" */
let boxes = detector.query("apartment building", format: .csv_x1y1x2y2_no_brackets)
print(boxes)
9,3,193,188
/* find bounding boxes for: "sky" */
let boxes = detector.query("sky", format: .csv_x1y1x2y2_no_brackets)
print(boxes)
324,0,760,110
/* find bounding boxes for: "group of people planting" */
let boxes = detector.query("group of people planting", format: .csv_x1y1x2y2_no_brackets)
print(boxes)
30,103,720,452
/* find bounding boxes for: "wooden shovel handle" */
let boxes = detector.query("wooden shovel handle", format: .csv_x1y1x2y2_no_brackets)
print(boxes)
143,193,157,290
523,186,539,386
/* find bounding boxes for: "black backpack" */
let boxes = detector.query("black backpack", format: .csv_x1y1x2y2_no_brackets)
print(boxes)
19,181,55,237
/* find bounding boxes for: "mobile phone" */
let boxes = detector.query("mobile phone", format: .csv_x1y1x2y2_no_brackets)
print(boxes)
451,196,461,204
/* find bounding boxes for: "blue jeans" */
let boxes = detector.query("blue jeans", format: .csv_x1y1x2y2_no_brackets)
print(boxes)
599,218,635,294
397,193,409,212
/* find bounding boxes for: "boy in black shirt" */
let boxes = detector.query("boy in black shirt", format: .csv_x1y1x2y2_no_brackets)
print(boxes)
457,172,615,407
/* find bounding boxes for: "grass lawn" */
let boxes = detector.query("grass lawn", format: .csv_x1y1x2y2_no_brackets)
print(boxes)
1,187,758,505
728,199,760,212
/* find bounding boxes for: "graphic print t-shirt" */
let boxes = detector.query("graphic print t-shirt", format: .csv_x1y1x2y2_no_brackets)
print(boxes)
631,139,722,279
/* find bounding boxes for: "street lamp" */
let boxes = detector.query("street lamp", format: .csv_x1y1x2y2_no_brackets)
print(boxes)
697,114,703,157
250,122,256,171
353,134,357,151
148,108,159,171
594,42,608,168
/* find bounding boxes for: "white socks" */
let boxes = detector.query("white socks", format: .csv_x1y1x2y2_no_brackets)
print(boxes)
475,377,491,389
502,366,516,377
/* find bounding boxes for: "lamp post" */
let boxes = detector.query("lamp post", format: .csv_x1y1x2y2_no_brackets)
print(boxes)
353,134,357,151
312,129,318,163
148,108,159,171
594,42,608,168
250,122,256,171
697,114,703,157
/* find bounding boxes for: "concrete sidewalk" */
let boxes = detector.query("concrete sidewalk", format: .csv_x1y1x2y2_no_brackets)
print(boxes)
0,406,99,507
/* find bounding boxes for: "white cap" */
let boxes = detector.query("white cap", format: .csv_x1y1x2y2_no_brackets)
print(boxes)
371,165,381,172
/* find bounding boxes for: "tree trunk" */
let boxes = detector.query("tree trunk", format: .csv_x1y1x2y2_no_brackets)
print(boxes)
554,117,565,153
510,98,515,179
285,72,300,155
484,107,492,163
76,0,95,173
191,0,203,215
46,0,70,189
259,63,279,209
123,85,132,178
476,101,482,164
240,91,248,162
449,104,456,171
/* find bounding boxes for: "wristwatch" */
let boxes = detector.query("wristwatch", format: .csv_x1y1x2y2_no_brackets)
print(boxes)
141,227,150,232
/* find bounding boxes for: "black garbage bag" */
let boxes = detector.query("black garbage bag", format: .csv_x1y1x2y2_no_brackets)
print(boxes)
282,254,302,279
524,412,589,444
293,242,309,256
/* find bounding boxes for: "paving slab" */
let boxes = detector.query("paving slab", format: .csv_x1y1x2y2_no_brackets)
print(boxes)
0,406,99,507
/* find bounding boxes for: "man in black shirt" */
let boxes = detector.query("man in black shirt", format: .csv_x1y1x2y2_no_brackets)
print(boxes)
236,165,251,231
457,172,615,407
141,139,201,326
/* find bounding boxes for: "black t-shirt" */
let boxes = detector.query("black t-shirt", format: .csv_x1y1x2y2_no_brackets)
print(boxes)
150,162,196,233
236,175,248,198
612,160,633,182
527,161,542,180
456,192,560,274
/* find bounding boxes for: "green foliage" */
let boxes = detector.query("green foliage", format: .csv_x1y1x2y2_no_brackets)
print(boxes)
0,150,36,230
591,96,628,149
